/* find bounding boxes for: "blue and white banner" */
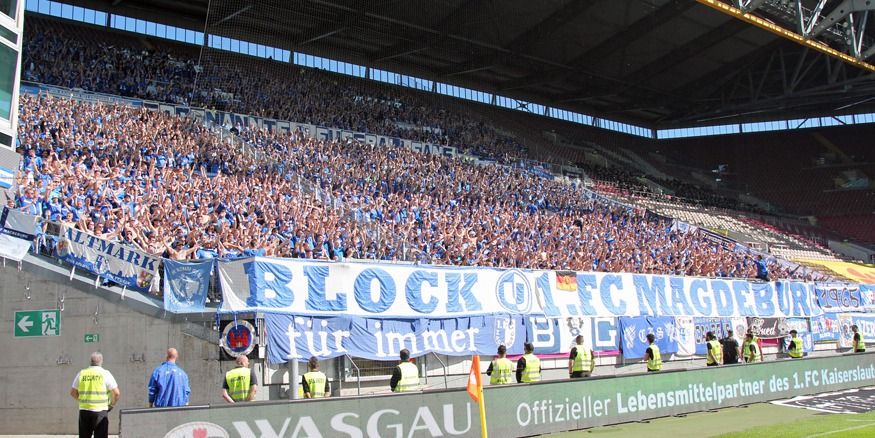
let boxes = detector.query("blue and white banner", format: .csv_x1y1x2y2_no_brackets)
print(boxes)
811,313,841,342
693,318,733,355
851,315,875,342
219,257,539,317
839,314,855,348
860,285,875,313
0,207,36,261
526,316,620,354
263,314,526,363
55,225,159,293
163,259,212,312
619,316,679,360
815,283,865,313
218,257,829,318
675,317,697,356
0,167,14,189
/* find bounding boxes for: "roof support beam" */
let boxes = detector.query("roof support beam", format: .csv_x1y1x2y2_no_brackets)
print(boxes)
213,5,252,27
694,0,875,72
809,0,874,37
732,0,768,14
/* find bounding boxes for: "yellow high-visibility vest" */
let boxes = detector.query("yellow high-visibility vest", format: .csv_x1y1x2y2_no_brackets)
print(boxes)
647,345,662,371
395,362,420,392
707,340,723,365
225,367,252,401
521,353,541,382
77,367,109,410
789,337,803,358
490,358,513,385
303,371,327,398
571,346,593,372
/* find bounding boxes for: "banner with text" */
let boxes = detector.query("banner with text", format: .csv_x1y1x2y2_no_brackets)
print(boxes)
746,317,790,339
263,314,525,363
526,316,620,355
218,257,832,319
851,314,875,344
55,225,159,293
121,353,875,438
0,207,36,261
815,283,865,313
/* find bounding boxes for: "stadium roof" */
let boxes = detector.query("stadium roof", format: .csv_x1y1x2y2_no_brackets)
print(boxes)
64,0,875,129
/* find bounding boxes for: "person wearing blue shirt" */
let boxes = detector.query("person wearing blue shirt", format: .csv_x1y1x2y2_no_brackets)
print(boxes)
752,254,772,281
148,348,191,407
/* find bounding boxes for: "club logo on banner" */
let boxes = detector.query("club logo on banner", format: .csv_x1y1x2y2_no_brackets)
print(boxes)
163,259,212,312
495,269,533,314
55,225,159,292
494,316,517,347
221,320,256,358
163,421,229,438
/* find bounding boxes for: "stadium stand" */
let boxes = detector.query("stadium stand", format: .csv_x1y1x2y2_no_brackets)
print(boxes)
15,14,858,283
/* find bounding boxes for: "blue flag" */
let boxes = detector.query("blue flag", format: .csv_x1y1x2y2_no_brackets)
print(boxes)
164,259,212,312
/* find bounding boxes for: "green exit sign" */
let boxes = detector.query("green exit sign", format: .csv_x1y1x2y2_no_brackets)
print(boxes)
84,334,100,343
14,310,60,337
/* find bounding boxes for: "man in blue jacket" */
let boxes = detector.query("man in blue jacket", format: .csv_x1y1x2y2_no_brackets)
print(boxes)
148,348,191,407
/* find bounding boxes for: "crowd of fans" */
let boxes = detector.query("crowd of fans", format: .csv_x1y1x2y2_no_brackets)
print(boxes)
10,90,830,282
21,17,526,163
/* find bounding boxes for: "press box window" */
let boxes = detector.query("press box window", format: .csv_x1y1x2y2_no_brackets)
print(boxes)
0,0,16,19
0,44,14,120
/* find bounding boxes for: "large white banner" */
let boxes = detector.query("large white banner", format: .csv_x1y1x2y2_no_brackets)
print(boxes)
218,257,538,317
218,257,831,318
0,207,36,261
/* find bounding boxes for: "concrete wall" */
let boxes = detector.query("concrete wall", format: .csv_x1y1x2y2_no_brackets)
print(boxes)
0,256,223,435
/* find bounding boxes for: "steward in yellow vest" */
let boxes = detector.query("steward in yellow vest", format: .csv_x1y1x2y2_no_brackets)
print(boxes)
391,349,420,392
517,342,541,383
853,325,866,353
569,335,594,378
303,356,329,398
223,355,257,402
744,334,762,363
743,332,762,362
486,345,513,385
71,352,120,438
788,330,804,358
645,333,662,372
706,332,723,366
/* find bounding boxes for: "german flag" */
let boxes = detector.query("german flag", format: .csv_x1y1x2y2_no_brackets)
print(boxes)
556,270,578,291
